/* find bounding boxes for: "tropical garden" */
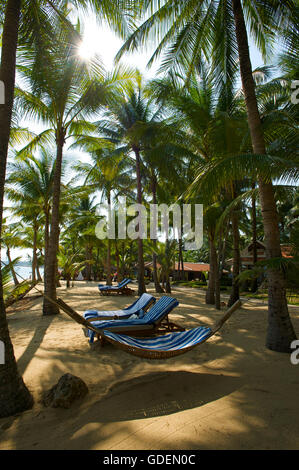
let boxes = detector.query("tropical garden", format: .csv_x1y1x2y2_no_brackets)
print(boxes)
0,0,298,420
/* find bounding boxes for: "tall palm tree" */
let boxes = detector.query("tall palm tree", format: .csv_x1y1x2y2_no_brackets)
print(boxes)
6,151,56,266
72,142,133,284
0,0,34,419
149,71,248,307
94,85,166,295
16,19,136,314
0,0,141,418
1,220,25,285
118,0,298,352
65,196,100,281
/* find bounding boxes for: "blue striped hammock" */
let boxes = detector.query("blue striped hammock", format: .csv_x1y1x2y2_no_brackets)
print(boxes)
102,326,213,359
54,298,241,360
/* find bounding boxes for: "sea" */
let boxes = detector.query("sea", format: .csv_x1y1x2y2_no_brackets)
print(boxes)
14,264,44,282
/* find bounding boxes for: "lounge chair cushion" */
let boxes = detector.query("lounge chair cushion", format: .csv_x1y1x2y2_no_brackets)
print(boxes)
83,293,154,321
86,296,178,343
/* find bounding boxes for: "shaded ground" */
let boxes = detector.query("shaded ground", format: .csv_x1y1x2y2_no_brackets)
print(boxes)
0,281,298,450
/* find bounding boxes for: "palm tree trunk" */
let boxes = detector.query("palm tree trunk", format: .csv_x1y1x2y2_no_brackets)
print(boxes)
6,247,19,286
36,261,42,282
43,129,65,315
133,147,146,295
0,0,33,418
206,234,216,304
151,173,164,293
178,238,185,281
251,184,259,292
105,192,112,285
44,208,50,261
228,210,240,307
232,0,296,352
115,240,120,281
32,223,38,282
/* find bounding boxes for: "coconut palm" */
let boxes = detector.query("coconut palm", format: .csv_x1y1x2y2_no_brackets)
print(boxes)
15,18,137,315
0,0,141,419
6,151,56,268
118,0,298,352
57,246,87,288
72,141,134,284
1,220,24,285
94,84,166,295
65,196,100,281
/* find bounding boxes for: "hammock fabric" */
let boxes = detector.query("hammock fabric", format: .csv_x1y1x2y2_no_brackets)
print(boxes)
54,297,242,359
103,326,213,359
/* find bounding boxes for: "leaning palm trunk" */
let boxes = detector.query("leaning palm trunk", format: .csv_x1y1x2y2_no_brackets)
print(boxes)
232,0,296,352
6,247,19,286
0,0,33,417
43,130,65,315
134,147,146,295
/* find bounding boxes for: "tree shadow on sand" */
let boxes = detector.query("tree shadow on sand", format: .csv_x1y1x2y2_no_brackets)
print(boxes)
92,371,243,422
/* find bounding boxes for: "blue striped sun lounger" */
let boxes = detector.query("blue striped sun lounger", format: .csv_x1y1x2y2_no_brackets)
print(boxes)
98,278,133,295
83,293,156,321
102,326,213,359
84,296,181,343
98,278,130,291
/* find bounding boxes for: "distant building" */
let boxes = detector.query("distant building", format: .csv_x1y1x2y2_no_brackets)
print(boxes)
173,262,210,281
144,261,210,282
227,241,294,270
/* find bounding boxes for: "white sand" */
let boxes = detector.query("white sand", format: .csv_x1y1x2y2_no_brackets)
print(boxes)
0,281,298,450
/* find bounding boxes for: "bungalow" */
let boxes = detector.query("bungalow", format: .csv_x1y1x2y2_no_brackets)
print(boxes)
227,241,294,270
173,262,210,281
144,261,209,282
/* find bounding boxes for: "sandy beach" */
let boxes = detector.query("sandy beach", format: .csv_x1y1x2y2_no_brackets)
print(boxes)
1,281,298,450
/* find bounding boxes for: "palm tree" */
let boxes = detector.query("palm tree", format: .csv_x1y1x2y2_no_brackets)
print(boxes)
65,196,100,281
6,151,56,274
149,71,248,308
0,0,142,421
16,19,136,314
94,84,166,295
1,220,24,286
57,246,87,288
118,0,298,352
0,0,33,420
72,142,133,284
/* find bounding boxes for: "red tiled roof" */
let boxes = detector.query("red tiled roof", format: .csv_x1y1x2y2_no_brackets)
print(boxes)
174,262,210,272
281,245,294,258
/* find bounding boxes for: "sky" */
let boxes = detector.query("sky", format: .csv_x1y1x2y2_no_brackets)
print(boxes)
3,11,268,262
